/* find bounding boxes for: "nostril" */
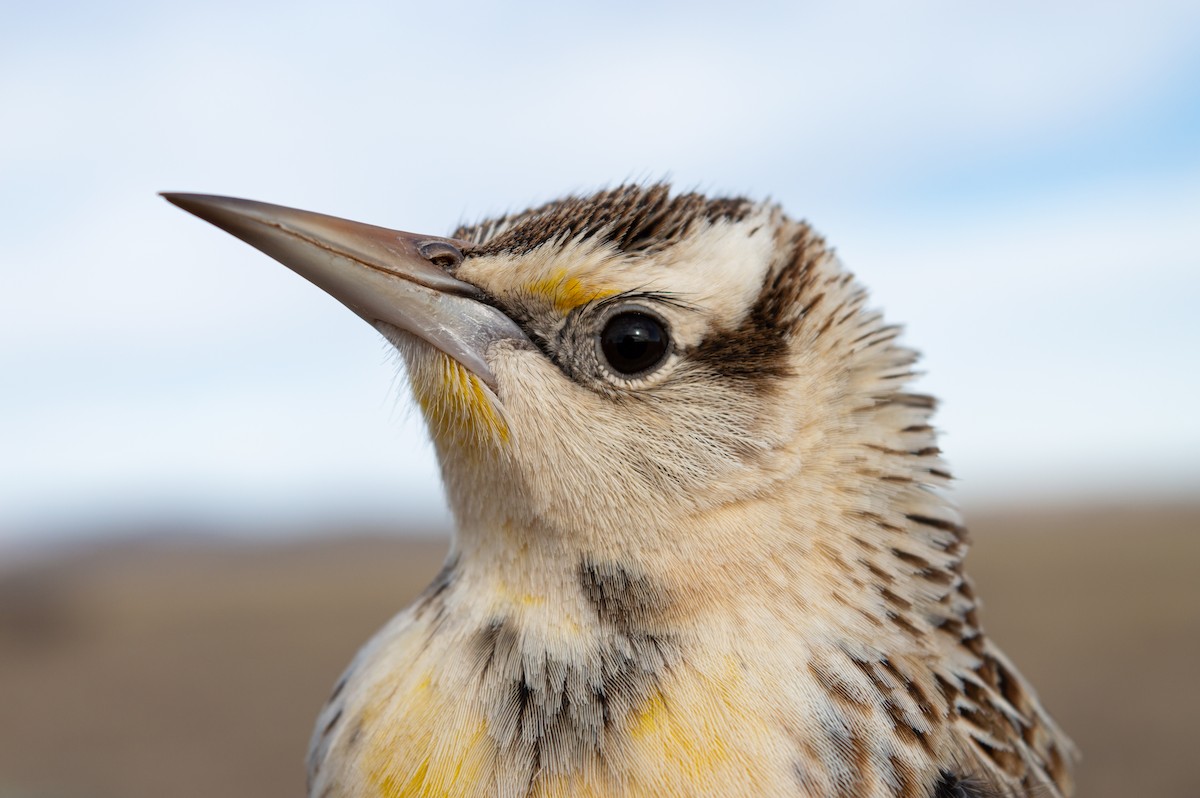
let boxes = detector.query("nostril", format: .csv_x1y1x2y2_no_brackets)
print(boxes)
418,240,464,270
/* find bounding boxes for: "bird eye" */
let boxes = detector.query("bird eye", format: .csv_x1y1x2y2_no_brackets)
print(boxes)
598,312,670,377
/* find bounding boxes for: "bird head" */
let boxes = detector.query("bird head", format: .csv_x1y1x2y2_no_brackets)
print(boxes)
164,185,953,606
167,186,1078,798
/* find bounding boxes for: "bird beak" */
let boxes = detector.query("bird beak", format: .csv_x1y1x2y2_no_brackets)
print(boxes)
161,193,528,392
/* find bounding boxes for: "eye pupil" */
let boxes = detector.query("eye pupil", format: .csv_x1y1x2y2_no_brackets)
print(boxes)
600,312,669,376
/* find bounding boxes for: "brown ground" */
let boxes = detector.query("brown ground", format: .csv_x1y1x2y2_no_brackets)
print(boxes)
0,501,1196,798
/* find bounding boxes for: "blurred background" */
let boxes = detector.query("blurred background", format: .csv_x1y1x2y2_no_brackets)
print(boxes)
1,1,1197,796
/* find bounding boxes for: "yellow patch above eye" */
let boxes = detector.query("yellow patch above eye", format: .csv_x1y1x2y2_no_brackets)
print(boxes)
526,268,618,313
410,352,509,448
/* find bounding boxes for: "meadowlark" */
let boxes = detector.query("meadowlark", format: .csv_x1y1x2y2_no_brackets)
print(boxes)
165,185,1075,798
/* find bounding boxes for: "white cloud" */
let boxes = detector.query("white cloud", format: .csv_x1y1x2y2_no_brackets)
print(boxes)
2,0,1198,546
835,168,1200,499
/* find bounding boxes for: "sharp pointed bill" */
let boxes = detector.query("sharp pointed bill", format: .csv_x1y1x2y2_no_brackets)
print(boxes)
161,193,530,392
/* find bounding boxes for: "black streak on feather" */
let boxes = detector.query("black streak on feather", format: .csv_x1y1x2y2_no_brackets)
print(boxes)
688,224,827,392
413,552,459,623
456,184,753,257
932,771,1000,798
578,558,669,633
471,612,673,783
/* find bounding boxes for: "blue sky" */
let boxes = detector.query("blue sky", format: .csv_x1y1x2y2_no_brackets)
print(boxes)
2,1,1198,550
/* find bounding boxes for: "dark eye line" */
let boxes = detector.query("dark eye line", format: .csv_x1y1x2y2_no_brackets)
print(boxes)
481,285,691,381
467,284,561,363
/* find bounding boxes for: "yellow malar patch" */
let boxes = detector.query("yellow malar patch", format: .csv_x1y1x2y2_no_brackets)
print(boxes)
410,352,509,448
526,268,618,313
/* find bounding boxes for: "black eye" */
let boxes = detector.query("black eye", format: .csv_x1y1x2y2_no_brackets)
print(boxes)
599,312,670,376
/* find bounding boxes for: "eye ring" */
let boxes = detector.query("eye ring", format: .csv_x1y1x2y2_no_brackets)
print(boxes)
596,306,672,379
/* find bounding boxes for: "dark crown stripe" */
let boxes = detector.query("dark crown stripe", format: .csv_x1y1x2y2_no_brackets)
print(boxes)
455,183,754,257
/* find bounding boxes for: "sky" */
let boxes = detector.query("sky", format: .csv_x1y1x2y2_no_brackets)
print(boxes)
2,1,1198,550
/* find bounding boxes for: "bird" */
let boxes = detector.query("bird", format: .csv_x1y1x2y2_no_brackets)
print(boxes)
163,184,1075,798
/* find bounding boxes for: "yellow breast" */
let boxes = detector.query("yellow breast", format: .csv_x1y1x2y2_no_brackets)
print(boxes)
350,654,781,798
